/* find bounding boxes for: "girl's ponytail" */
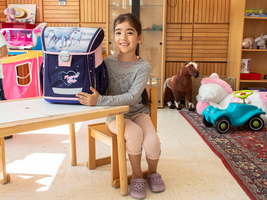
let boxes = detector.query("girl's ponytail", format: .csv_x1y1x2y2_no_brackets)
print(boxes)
141,88,150,107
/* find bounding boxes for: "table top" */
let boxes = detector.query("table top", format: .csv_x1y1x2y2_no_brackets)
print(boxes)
0,97,129,137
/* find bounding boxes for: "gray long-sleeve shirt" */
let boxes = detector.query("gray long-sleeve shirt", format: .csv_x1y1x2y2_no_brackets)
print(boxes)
96,55,151,124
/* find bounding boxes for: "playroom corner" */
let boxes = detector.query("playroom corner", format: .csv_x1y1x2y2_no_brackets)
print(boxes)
0,0,267,200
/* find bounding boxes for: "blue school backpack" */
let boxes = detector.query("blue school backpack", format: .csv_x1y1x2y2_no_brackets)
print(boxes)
40,27,108,104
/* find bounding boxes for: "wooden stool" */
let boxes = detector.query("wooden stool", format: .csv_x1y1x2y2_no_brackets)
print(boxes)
87,87,157,188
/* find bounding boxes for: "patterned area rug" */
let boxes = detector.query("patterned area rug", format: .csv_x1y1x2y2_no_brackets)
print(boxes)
180,111,267,200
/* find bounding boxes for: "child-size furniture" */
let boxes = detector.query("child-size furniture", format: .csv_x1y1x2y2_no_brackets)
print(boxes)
0,98,129,197
87,87,158,188
2,51,43,100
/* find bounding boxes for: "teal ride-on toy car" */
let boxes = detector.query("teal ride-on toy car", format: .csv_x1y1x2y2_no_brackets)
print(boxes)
202,90,266,134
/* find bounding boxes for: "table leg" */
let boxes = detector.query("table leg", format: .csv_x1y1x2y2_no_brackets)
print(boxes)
69,123,77,166
0,137,10,184
116,114,128,196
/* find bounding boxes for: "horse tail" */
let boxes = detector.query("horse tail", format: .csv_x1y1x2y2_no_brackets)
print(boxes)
163,78,170,95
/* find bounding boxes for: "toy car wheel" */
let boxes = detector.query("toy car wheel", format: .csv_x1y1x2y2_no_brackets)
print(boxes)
248,117,264,131
215,118,230,134
202,116,213,127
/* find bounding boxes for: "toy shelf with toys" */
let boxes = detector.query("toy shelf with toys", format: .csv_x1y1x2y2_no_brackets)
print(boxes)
227,0,267,91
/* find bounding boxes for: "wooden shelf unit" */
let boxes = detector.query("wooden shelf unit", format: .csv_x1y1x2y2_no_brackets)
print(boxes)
227,0,267,90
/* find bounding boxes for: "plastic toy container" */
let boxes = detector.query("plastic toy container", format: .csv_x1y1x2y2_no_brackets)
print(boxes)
1,28,40,49
240,73,261,80
1,22,35,29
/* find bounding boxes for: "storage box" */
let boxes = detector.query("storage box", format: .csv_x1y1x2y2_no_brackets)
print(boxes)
1,22,35,29
240,73,261,80
240,58,250,73
245,8,264,14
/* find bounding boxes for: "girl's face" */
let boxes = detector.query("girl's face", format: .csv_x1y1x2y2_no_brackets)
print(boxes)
114,20,142,55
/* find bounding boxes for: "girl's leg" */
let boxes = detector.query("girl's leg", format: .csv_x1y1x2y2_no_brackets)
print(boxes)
132,114,165,193
146,157,159,177
128,154,143,179
108,119,144,179
130,113,161,176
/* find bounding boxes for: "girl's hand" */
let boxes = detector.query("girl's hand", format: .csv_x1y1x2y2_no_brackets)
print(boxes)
76,87,99,106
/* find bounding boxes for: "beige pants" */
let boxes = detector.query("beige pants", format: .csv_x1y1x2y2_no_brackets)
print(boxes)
108,113,161,160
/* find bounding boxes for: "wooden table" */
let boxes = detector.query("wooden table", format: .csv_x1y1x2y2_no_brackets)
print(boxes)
0,97,129,195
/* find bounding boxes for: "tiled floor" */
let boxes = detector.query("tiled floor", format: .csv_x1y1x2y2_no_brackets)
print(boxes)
0,108,249,200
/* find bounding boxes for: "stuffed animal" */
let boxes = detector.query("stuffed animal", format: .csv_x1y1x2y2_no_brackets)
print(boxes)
163,61,199,111
4,8,16,23
242,37,255,49
255,33,267,49
196,73,267,124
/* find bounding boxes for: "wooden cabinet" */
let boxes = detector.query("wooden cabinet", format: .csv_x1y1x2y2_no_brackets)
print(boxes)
106,0,166,107
228,0,267,90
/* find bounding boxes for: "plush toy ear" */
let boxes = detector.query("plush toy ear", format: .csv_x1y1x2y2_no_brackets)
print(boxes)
4,8,8,14
201,90,215,101
255,37,260,43
209,73,219,79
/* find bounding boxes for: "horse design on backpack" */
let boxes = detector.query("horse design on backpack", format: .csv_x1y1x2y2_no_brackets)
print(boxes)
72,31,85,45
46,27,78,47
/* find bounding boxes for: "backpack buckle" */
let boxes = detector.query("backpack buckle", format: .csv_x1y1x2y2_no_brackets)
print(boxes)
60,51,70,62
58,51,72,67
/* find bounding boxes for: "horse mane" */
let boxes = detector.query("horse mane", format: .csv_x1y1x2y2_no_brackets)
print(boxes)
178,61,190,76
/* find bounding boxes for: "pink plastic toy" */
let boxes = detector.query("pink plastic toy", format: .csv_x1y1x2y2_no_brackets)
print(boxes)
0,23,46,49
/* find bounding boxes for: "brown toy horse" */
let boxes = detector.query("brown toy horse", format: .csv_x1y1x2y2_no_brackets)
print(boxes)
163,61,199,111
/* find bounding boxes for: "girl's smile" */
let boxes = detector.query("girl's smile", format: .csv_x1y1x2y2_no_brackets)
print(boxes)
120,42,130,47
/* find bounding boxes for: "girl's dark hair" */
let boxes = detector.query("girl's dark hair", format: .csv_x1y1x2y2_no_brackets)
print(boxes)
114,13,150,107
141,88,151,107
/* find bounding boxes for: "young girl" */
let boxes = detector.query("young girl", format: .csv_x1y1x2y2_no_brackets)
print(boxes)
0,32,8,101
0,33,11,140
76,13,165,199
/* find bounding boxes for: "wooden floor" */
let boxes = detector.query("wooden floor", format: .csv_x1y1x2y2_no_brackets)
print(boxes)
0,107,249,200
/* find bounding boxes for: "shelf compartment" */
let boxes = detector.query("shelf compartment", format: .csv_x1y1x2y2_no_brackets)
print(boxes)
245,17,267,20
240,79,267,82
242,49,267,52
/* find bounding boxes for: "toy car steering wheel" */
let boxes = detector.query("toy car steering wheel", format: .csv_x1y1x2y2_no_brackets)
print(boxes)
233,90,253,103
